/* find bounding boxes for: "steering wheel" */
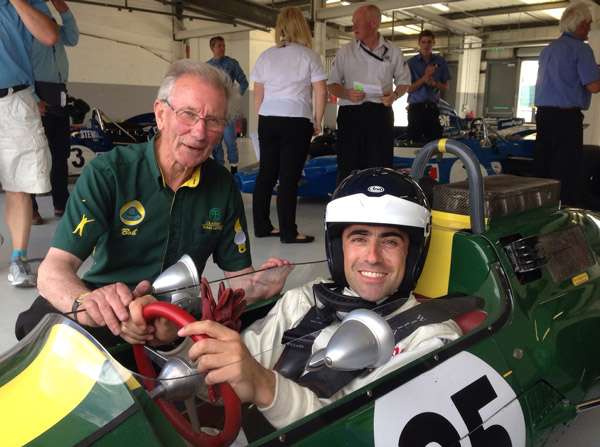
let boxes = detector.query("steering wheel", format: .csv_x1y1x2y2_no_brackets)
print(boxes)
132,302,242,447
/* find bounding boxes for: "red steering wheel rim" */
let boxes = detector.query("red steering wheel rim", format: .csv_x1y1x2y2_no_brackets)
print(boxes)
133,302,242,447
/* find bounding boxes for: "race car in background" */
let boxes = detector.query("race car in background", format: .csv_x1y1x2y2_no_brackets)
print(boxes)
235,101,600,210
68,108,157,176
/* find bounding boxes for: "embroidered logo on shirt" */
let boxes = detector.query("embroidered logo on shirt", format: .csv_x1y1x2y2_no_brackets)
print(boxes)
121,228,138,236
234,218,247,253
73,214,95,237
202,207,223,231
120,200,145,226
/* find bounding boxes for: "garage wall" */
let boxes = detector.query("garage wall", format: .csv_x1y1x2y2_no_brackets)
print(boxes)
61,3,178,120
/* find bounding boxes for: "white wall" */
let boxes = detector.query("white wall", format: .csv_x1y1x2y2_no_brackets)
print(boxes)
58,3,178,119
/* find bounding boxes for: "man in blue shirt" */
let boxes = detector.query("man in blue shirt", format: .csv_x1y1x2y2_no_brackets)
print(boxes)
207,36,249,174
31,0,79,225
0,0,58,287
534,1,600,206
406,30,451,144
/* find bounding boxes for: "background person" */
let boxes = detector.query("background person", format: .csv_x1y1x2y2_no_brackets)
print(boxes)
15,60,292,345
406,29,451,144
207,36,248,174
327,4,410,185
534,1,600,206
249,6,327,244
1,0,58,287
126,168,461,438
31,0,79,225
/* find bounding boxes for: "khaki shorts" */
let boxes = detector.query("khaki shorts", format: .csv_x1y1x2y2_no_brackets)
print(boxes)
0,89,51,193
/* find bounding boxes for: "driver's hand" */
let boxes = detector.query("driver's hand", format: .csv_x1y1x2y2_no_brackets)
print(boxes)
179,320,276,409
79,280,151,336
123,294,179,345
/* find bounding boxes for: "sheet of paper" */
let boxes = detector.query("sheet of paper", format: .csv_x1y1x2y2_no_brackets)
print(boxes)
251,131,260,161
353,81,383,97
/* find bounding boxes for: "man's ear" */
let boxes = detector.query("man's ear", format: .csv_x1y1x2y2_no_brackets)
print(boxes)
154,100,165,131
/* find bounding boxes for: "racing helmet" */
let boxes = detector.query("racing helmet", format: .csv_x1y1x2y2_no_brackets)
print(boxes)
325,167,431,298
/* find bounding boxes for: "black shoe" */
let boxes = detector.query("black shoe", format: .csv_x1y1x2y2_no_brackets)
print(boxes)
230,165,238,175
281,235,315,244
255,230,281,238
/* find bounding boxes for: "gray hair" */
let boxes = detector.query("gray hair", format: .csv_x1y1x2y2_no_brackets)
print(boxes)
560,2,592,33
156,59,239,122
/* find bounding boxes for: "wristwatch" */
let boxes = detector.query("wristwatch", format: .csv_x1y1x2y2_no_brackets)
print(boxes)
72,291,91,321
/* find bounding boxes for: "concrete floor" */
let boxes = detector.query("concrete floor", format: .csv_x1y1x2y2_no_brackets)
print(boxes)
0,138,598,445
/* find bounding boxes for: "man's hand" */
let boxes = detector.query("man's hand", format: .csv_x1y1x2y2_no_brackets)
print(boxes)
380,91,397,107
37,100,50,116
122,294,179,345
79,280,151,336
424,64,436,78
180,320,276,408
347,88,366,103
225,257,293,304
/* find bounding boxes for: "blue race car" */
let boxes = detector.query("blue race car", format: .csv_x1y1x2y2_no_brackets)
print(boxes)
235,102,600,210
69,108,157,176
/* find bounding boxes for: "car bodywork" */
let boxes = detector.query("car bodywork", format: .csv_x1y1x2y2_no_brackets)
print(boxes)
2,139,600,447
68,109,156,176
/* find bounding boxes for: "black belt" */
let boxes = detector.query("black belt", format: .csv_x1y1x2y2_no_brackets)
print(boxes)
537,106,581,111
409,103,439,109
0,84,28,99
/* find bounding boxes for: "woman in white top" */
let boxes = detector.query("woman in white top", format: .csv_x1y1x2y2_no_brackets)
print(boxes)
250,6,327,244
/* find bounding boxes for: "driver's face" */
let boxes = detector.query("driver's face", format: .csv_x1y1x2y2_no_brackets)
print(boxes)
342,224,409,302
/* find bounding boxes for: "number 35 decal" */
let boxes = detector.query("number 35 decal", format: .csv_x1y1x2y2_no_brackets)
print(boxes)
374,352,526,447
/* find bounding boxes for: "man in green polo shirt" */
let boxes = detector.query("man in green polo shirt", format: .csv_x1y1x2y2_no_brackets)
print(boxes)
16,60,291,345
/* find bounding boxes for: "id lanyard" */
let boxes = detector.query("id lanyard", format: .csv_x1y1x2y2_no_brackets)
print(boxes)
359,42,388,62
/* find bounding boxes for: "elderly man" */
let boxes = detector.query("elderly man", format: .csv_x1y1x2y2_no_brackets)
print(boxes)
327,4,410,184
534,1,600,206
1,0,58,287
127,168,461,437
207,36,248,174
406,29,451,144
16,60,291,345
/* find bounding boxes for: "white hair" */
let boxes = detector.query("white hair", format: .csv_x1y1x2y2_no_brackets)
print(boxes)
156,59,239,121
560,1,593,33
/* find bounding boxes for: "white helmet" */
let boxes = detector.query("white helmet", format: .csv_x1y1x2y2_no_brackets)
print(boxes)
325,168,431,298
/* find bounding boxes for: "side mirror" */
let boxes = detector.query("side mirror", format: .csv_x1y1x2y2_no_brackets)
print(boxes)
307,309,394,371
152,254,200,310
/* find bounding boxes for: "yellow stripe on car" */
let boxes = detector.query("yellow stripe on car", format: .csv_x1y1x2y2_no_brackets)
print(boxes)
0,324,109,446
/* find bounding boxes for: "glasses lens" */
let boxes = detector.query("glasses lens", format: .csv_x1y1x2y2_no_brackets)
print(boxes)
206,118,227,131
177,111,199,126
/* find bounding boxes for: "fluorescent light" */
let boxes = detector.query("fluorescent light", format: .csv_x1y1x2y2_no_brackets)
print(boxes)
543,8,565,20
393,25,421,34
432,3,450,11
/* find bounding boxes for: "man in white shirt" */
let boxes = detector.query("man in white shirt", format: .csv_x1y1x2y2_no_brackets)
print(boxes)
327,5,410,184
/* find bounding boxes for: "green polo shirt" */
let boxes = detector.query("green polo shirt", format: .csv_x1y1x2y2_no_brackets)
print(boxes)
52,137,252,289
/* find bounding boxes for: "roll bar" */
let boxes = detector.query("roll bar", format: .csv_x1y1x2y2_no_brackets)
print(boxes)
409,138,486,235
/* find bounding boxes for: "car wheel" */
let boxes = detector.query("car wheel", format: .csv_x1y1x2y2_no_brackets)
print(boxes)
580,145,600,211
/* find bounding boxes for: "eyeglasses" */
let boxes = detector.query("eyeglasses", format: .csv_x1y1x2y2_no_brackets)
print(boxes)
164,100,228,131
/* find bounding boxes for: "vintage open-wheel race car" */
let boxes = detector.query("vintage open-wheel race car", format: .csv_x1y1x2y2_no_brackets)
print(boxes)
2,139,600,446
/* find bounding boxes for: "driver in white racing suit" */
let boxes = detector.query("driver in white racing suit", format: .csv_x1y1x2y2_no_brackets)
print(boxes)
125,167,462,432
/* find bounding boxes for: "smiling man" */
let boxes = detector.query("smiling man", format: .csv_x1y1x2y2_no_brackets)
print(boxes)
16,60,291,346
127,168,461,439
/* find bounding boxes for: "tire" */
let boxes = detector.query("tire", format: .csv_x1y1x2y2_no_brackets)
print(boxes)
580,145,600,211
